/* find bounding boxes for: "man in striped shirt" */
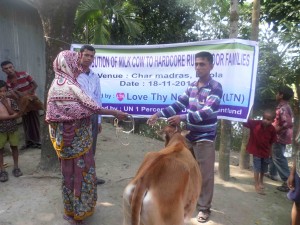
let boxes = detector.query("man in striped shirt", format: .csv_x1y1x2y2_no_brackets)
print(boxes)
1,61,41,150
147,51,223,223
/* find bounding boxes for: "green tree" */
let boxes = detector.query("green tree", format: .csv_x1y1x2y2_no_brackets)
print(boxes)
218,0,239,181
262,0,300,37
74,0,143,44
21,0,82,171
261,0,300,147
239,0,261,170
191,0,230,40
128,0,198,44
190,0,253,41
261,0,300,98
255,34,291,101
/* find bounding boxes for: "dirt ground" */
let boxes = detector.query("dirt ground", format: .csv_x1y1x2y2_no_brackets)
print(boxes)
0,121,293,225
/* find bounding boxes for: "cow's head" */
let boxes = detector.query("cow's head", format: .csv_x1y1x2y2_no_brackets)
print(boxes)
158,125,185,146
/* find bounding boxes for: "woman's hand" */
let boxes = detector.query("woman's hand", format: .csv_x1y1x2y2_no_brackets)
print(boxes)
115,110,128,120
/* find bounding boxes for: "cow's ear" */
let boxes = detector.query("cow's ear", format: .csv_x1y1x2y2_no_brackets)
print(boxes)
156,128,164,138
156,127,171,147
163,131,171,146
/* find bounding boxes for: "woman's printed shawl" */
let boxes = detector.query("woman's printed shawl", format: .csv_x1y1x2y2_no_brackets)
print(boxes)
46,50,101,123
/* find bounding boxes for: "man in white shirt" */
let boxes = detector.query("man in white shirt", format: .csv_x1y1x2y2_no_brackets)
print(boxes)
77,45,105,185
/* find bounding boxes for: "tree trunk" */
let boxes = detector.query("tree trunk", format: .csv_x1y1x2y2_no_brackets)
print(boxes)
250,0,260,41
218,120,231,180
239,127,250,169
239,0,260,170
22,0,82,171
218,0,239,181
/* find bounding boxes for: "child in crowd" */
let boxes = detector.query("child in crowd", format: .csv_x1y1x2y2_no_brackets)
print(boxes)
243,109,277,195
267,86,294,192
287,129,300,225
0,80,22,182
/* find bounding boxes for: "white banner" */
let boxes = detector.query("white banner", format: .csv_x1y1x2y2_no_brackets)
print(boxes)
71,39,258,122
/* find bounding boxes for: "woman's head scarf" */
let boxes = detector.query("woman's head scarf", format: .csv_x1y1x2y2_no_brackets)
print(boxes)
46,50,100,123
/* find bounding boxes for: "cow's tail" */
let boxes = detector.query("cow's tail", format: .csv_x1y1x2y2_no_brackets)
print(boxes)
131,177,147,225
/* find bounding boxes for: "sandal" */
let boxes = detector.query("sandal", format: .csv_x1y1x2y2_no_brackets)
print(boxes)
12,168,23,177
197,209,211,223
96,177,105,185
0,170,9,182
276,182,289,192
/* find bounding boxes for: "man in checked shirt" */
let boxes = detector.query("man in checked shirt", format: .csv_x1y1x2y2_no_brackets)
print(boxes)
77,44,105,185
147,51,223,223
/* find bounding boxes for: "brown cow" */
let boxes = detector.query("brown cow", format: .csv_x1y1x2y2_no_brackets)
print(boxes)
123,125,201,225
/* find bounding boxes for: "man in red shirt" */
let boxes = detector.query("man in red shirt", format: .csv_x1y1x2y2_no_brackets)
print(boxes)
1,61,41,149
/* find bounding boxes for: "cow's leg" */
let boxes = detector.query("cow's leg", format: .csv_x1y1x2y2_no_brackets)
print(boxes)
123,184,135,225
183,195,198,223
139,190,166,225
141,191,185,225
162,204,185,225
184,171,201,220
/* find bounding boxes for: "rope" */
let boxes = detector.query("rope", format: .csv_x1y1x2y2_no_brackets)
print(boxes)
114,115,135,146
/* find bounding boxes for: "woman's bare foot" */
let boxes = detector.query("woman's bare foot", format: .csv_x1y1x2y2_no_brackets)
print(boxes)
63,215,76,224
63,215,86,225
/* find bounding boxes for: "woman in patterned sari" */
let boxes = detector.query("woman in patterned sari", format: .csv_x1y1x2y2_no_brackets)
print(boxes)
46,50,127,224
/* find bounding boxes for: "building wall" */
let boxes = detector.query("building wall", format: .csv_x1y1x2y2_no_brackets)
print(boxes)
0,0,46,101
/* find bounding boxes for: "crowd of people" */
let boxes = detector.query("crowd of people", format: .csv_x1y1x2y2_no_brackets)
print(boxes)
0,60,42,182
0,48,299,224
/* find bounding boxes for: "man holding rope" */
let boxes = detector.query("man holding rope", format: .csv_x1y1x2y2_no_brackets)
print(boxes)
147,51,223,223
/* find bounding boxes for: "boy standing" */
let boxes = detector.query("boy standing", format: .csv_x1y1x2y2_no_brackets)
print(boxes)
0,80,23,182
243,109,277,195
267,86,294,192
